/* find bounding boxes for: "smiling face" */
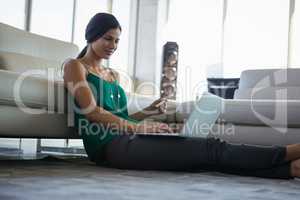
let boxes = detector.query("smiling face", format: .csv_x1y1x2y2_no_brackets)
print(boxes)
91,28,121,59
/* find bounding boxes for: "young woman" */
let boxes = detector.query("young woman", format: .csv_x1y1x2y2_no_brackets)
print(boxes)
63,13,300,179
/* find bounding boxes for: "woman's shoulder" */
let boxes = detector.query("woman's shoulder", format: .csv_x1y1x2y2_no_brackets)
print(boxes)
63,58,88,80
63,58,83,68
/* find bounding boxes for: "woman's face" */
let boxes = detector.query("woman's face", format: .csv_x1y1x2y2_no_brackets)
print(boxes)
91,28,121,59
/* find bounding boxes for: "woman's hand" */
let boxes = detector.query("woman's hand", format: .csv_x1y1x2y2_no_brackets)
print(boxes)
134,121,174,134
129,98,168,121
144,98,168,116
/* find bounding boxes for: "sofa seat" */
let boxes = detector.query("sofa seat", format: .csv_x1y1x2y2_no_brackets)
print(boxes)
0,105,76,138
175,98,300,127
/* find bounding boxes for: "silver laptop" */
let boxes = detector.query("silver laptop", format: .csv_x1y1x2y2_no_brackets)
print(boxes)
138,92,222,138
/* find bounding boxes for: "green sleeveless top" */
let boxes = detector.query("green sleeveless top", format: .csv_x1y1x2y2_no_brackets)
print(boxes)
74,71,138,162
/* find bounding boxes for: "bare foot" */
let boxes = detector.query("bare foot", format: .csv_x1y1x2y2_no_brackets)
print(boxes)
291,159,300,177
286,144,300,161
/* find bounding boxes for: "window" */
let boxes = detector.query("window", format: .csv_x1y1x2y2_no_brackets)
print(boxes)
31,0,77,150
223,0,290,77
31,0,74,41
0,0,25,29
167,0,224,101
110,0,131,73
74,0,108,51
290,0,300,67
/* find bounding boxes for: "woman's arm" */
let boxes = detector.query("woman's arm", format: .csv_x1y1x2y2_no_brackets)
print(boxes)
129,111,150,121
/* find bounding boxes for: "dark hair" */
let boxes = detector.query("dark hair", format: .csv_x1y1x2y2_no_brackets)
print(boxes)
76,46,88,59
77,13,121,59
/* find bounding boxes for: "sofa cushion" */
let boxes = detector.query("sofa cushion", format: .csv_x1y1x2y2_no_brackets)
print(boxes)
0,70,68,113
0,51,63,77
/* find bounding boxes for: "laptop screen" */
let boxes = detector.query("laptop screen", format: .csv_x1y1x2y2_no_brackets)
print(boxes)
181,92,222,138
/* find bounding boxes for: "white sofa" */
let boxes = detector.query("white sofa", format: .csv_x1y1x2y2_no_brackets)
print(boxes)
0,23,177,139
1,22,300,147
209,69,300,146
176,69,300,146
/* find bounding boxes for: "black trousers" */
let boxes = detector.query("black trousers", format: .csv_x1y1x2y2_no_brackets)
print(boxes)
99,135,292,179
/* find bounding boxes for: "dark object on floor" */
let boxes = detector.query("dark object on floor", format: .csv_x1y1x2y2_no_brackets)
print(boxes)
160,42,179,100
207,78,240,99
